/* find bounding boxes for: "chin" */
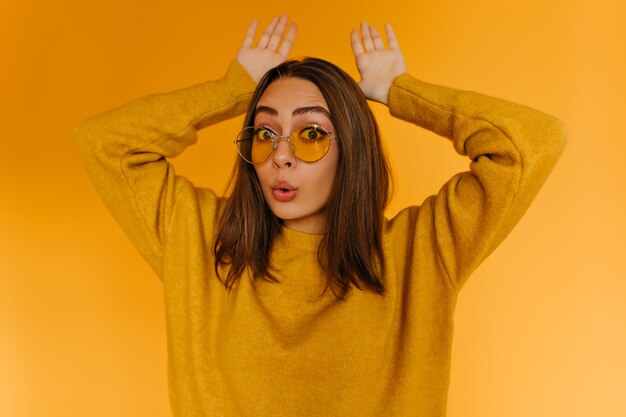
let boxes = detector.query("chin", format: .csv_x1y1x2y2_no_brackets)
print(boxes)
267,203,303,221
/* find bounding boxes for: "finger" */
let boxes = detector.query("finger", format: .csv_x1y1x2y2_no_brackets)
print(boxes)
360,21,375,52
257,16,279,48
241,19,258,48
278,23,297,58
385,23,401,50
268,14,288,51
350,29,365,57
370,25,386,50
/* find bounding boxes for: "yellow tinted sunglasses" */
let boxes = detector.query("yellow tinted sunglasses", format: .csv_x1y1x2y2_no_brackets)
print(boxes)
234,124,336,165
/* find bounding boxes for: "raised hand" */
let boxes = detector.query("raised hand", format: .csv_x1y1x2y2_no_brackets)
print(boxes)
350,22,407,105
237,15,297,83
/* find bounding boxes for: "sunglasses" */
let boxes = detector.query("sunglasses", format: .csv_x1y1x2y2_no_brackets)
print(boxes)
234,124,336,165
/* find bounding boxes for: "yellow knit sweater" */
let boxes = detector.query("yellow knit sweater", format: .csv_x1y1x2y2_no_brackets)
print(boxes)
72,60,567,416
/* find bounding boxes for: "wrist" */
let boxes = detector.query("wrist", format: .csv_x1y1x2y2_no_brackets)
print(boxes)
363,80,392,105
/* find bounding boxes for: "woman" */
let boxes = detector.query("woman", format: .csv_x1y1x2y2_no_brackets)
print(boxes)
73,15,566,417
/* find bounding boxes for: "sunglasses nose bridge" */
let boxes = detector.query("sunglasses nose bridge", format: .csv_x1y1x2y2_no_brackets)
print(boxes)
272,135,295,151
270,135,297,163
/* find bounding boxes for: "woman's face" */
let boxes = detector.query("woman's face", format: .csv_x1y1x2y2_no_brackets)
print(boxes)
253,77,339,234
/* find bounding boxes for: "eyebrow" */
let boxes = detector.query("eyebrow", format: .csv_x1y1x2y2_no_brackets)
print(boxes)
255,105,331,119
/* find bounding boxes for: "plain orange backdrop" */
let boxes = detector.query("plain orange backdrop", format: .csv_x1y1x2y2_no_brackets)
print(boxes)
1,0,625,416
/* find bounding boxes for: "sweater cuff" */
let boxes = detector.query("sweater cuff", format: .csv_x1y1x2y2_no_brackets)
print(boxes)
388,73,459,136
224,59,258,97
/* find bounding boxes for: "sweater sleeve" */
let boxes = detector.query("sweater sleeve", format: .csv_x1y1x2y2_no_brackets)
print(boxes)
388,73,567,291
72,60,256,268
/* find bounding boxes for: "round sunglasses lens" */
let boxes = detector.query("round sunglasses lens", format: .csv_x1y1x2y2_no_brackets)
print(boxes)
235,128,253,163
293,126,331,162
251,128,274,164
236,127,273,164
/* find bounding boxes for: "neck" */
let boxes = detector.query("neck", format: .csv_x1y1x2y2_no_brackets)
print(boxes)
282,213,327,235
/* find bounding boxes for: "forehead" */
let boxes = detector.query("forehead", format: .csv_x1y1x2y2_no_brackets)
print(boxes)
256,77,329,112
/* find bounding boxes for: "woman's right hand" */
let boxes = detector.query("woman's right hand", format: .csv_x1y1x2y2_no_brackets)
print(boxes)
237,15,297,83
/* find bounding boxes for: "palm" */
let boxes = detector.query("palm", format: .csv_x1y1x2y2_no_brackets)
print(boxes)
351,23,407,104
237,48,284,79
236,15,297,83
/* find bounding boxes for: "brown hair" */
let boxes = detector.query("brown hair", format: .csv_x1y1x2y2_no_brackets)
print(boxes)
213,57,392,300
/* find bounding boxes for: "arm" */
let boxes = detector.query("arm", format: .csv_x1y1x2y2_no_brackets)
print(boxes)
72,16,296,269
352,23,567,290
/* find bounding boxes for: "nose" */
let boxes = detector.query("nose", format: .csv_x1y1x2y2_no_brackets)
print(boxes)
271,137,296,168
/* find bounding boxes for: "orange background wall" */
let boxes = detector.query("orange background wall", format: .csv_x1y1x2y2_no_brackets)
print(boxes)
1,0,625,416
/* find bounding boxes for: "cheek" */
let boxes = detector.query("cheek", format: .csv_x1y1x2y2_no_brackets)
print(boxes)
253,164,269,184
313,149,340,196
253,166,272,197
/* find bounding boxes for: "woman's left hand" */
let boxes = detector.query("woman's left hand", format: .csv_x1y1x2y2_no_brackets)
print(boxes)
350,22,407,105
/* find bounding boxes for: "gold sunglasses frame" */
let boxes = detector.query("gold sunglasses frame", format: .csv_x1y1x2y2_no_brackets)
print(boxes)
234,124,337,165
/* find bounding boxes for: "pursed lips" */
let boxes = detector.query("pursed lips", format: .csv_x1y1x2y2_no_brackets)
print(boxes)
271,180,298,202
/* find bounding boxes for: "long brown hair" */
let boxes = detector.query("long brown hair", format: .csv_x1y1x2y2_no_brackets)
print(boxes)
213,57,391,300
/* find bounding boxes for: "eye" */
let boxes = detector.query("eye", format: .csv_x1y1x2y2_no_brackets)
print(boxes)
254,127,275,141
298,125,329,142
